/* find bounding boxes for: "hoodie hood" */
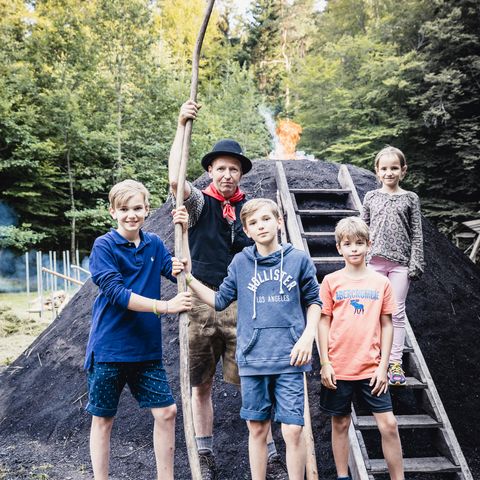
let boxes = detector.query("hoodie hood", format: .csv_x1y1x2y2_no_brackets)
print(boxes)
242,242,294,264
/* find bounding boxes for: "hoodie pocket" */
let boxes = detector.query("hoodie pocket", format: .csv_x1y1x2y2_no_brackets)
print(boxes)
241,326,300,360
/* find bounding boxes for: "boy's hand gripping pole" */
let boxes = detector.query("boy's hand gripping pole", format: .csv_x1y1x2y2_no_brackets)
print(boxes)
173,1,215,479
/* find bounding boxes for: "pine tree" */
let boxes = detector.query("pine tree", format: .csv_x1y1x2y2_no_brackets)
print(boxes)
242,0,284,108
411,0,480,226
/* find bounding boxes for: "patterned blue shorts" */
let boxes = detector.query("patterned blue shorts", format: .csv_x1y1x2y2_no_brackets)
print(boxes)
86,360,175,417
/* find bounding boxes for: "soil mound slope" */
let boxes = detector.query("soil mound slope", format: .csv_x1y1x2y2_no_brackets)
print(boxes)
1,160,479,479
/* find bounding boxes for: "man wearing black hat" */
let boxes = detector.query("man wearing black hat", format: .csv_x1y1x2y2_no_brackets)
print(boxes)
168,101,287,480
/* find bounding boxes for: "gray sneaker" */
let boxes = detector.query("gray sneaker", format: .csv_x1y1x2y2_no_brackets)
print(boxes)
199,452,218,480
266,453,288,480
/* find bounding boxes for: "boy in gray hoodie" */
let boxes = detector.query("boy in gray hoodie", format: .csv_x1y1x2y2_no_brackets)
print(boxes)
182,198,322,480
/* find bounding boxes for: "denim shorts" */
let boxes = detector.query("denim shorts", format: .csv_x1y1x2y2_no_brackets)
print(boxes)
85,360,175,417
320,379,392,416
240,372,304,426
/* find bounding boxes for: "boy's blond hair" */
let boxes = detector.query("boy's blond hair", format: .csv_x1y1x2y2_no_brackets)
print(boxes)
335,216,370,244
108,179,150,209
240,198,281,227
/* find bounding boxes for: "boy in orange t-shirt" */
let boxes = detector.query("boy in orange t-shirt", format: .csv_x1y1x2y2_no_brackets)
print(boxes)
319,217,404,480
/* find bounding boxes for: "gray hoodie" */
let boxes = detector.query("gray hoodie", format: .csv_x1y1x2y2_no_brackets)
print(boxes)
215,243,321,376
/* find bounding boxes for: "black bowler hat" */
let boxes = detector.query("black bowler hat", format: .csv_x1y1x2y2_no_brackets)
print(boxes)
201,139,252,174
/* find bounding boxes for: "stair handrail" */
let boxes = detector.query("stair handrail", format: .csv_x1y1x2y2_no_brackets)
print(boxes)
337,164,363,215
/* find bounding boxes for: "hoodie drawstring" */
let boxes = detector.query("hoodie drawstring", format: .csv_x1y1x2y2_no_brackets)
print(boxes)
252,258,257,320
279,247,284,294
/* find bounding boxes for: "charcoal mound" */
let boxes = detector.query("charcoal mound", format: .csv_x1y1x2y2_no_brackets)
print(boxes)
1,160,479,479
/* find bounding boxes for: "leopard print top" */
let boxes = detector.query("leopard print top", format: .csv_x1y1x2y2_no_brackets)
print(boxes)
362,189,425,279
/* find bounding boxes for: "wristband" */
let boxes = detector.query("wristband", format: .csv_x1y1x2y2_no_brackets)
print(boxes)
321,361,332,366
185,273,194,286
152,299,159,316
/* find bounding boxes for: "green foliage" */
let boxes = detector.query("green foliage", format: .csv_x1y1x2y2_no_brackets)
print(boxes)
0,0,271,252
242,0,283,105
242,0,318,114
64,202,114,243
191,62,270,178
410,0,480,205
295,33,420,164
1,0,478,246
0,226,46,251
291,0,479,233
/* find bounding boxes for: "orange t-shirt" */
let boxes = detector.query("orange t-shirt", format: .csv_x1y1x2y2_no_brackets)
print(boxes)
319,268,396,380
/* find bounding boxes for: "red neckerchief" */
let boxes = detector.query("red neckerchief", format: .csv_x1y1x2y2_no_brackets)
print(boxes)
202,183,245,222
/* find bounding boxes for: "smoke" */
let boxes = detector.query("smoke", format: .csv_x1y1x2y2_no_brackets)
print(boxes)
0,202,18,227
0,203,22,292
258,105,285,159
82,255,90,272
0,250,30,293
0,250,90,294
0,202,91,293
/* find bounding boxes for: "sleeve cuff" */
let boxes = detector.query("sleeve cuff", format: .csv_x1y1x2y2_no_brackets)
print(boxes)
119,289,133,309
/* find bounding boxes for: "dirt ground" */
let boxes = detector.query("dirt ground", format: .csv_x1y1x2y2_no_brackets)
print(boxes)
1,159,479,480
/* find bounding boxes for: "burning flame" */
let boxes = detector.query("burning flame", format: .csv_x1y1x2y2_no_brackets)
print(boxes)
258,105,315,160
274,119,302,159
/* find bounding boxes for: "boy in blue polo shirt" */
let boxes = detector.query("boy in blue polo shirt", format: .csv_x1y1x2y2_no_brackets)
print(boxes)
84,179,192,480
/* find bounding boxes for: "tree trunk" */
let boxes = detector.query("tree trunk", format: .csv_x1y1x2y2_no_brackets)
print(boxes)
116,84,122,179
280,2,291,115
114,51,124,180
66,144,76,259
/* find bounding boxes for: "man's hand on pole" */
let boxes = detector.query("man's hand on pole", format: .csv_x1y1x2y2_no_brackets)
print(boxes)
179,100,201,127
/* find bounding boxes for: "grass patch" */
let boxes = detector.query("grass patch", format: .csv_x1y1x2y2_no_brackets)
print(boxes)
0,292,54,366
0,304,44,337
0,292,29,315
0,292,46,337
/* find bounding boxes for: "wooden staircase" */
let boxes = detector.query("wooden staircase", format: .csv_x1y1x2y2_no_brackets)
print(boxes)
274,161,473,480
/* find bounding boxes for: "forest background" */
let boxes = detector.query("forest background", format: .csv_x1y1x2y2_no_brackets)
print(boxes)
1,0,479,257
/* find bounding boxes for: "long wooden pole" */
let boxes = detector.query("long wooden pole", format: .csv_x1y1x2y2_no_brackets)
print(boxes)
174,2,216,479
41,267,84,286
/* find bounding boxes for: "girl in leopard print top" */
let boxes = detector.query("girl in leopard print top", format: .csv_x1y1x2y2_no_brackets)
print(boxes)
361,146,425,387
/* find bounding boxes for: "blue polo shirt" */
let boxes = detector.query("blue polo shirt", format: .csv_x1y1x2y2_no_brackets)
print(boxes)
84,228,176,370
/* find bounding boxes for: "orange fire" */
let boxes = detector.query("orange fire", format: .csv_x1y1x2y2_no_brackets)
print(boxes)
274,119,302,159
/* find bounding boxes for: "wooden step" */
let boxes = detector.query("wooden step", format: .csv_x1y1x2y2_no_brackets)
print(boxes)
369,456,460,474
356,414,441,430
297,209,358,216
312,256,344,263
290,188,351,195
302,231,336,238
